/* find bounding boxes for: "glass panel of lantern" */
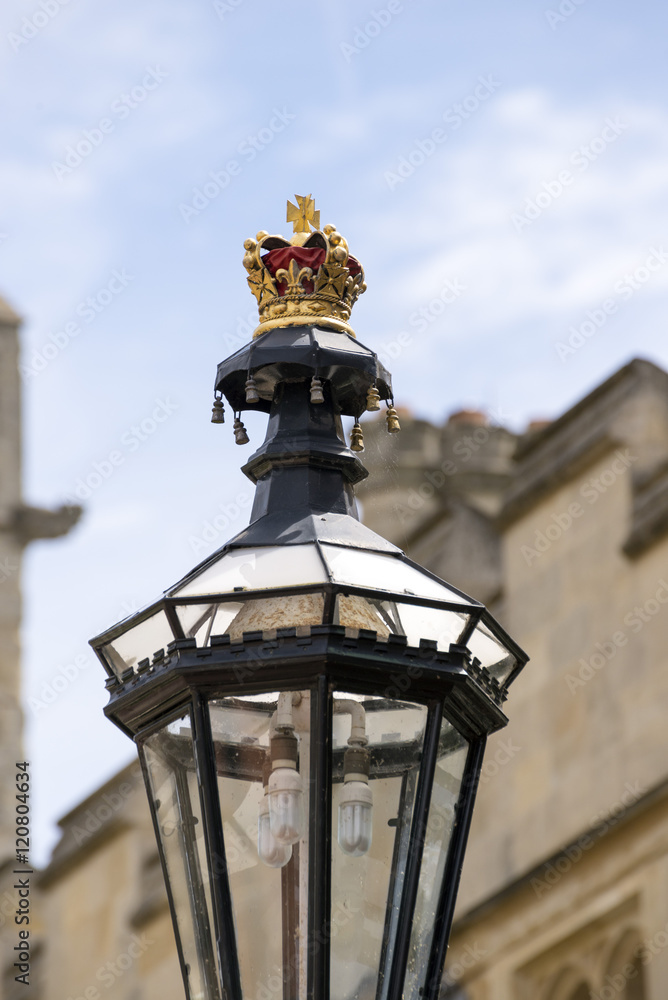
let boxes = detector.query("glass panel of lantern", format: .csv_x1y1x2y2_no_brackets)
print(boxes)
329,693,429,1000
205,690,436,1000
141,713,222,1000
102,609,174,678
332,594,470,652
466,619,518,685
207,692,312,1000
171,544,329,598
175,594,328,644
320,545,473,604
404,721,469,1000
176,602,244,645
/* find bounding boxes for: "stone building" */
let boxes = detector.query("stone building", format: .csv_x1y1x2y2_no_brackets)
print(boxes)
0,298,79,999
4,319,668,999
358,358,668,999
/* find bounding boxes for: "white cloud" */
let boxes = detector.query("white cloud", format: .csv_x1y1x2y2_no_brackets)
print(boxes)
364,91,668,341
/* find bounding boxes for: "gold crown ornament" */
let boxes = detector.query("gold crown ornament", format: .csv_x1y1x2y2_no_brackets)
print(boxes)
243,195,367,339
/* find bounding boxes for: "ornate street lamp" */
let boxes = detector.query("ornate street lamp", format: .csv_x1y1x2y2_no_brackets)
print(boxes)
91,197,528,1000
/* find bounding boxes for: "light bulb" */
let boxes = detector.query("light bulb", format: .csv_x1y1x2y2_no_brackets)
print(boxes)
258,795,292,868
268,766,303,845
338,780,373,856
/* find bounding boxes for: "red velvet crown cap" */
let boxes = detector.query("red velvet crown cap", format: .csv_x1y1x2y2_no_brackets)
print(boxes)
262,247,362,297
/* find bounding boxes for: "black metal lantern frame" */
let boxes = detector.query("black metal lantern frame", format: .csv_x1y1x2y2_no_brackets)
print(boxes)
91,206,528,1000
94,571,524,694
97,620,507,1000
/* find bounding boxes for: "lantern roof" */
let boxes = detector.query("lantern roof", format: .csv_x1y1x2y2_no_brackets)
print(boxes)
91,520,525,698
92,196,527,709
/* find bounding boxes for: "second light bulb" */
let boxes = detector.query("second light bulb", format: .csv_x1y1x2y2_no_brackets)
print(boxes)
268,728,303,846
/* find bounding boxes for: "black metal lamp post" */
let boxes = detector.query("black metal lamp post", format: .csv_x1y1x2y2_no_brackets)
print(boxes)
91,197,528,1000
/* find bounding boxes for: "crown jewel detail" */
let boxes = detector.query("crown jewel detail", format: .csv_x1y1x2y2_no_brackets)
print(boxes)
243,195,366,339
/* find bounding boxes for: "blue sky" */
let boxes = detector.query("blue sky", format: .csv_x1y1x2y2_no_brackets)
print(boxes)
4,0,668,863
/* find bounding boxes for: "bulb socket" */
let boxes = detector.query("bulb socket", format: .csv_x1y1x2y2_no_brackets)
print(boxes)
271,732,299,768
344,745,370,782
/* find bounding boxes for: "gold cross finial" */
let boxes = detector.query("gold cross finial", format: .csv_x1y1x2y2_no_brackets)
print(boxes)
286,194,320,234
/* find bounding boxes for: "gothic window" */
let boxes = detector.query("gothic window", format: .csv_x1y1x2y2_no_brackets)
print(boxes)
544,967,592,1000
604,929,646,1000
524,915,648,1000
625,959,646,1000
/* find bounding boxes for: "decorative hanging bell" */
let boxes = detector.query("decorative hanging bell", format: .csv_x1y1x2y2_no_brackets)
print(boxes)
233,416,249,445
366,384,381,412
386,405,400,434
211,395,225,424
245,377,260,404
310,376,325,405
350,421,364,452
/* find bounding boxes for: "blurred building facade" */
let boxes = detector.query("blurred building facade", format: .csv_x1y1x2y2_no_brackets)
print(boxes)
4,341,668,999
0,300,79,999
358,358,668,1000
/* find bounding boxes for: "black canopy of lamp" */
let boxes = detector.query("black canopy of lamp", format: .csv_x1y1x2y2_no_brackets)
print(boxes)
91,197,528,1000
